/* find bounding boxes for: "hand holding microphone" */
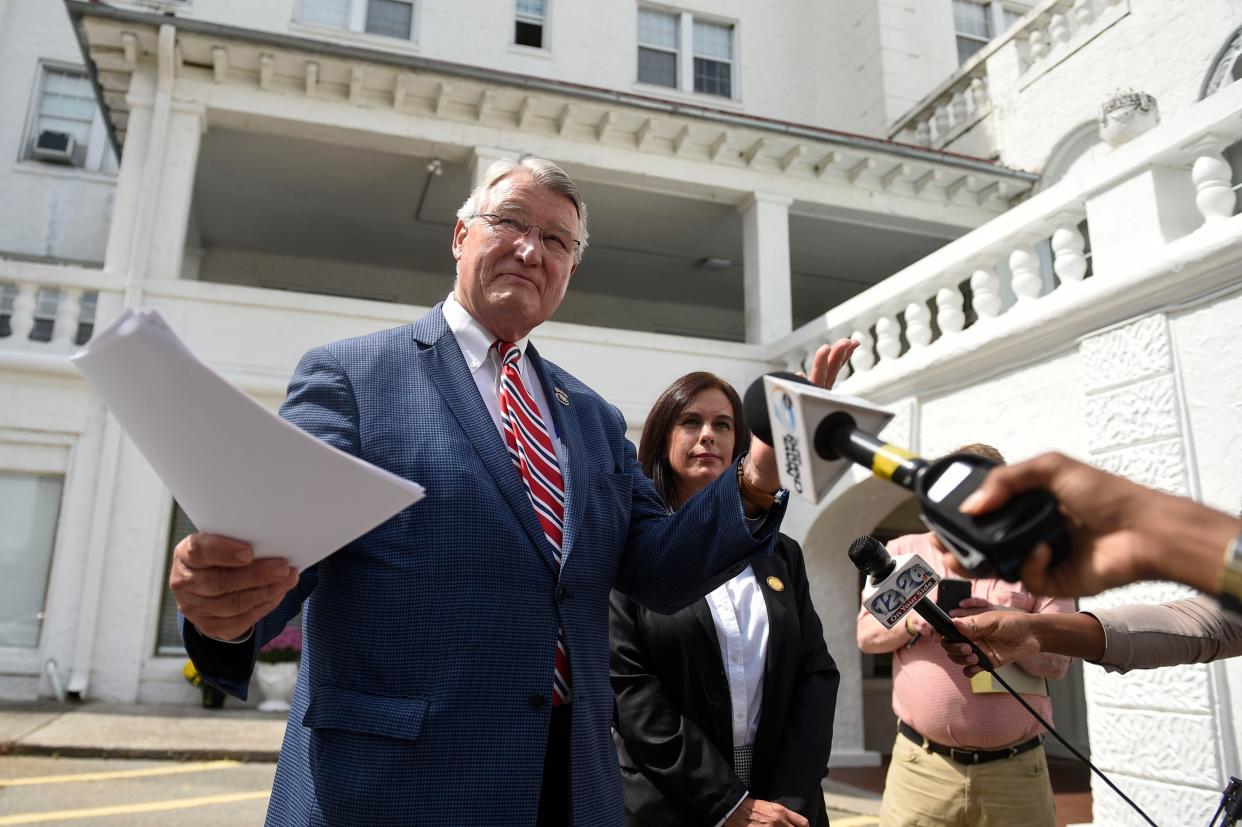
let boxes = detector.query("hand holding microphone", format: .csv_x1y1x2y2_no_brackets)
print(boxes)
849,535,992,669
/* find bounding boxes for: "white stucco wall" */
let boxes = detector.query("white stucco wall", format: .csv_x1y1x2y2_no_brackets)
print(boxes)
0,0,116,263
982,0,1242,173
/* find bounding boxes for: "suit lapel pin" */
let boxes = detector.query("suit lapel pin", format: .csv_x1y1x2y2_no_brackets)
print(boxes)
554,388,570,406
766,575,785,592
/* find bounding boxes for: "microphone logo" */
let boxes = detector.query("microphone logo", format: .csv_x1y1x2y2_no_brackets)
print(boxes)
774,391,797,431
772,391,805,494
865,558,937,626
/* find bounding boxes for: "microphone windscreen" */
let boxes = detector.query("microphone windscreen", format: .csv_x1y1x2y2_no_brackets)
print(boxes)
742,371,809,446
848,534,890,576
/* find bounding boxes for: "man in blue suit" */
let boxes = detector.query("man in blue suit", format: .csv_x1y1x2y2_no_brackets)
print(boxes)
171,155,849,826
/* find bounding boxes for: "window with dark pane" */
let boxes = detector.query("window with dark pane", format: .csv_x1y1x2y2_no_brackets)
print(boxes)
156,503,199,655
692,19,732,97
366,0,414,39
515,0,545,48
637,8,678,88
953,0,991,64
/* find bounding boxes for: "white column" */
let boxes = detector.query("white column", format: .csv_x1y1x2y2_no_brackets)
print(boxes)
469,146,513,187
146,105,206,281
738,192,793,344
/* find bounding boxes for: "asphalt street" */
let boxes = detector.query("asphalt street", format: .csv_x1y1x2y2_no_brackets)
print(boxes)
0,756,275,826
0,754,878,826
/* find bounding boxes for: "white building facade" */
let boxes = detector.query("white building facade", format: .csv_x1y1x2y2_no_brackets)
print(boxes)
1,0,1239,823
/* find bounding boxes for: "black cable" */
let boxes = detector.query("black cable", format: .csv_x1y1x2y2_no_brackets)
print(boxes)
962,637,1159,827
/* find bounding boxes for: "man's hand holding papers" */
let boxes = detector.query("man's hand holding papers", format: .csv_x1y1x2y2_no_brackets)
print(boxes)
170,534,301,641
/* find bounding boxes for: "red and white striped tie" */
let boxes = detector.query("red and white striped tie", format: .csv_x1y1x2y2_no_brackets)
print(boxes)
496,341,571,706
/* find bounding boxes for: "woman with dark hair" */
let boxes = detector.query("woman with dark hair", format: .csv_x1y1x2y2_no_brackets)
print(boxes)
609,371,841,827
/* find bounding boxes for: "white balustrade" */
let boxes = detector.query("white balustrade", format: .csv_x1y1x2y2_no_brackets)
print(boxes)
875,316,902,361
905,301,933,348
1052,223,1088,282
773,77,1242,387
936,286,966,334
850,329,875,372
1192,152,1236,222
971,269,1003,318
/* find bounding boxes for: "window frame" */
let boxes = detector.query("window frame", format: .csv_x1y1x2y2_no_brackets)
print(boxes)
513,0,549,51
294,0,418,43
0,435,73,676
636,5,738,101
20,61,113,173
953,0,1025,66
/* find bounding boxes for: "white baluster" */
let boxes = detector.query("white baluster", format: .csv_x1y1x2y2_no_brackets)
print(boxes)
9,282,36,341
1052,224,1088,283
53,288,83,345
1049,13,1070,45
915,120,932,147
970,77,988,113
905,301,932,348
951,90,969,124
1193,153,1236,222
1029,29,1049,61
934,102,951,140
875,316,902,361
850,329,875,372
970,269,1002,318
1010,247,1043,301
936,286,966,334
1073,0,1094,27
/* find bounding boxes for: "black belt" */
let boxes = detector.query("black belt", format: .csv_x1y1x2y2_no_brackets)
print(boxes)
899,721,1043,765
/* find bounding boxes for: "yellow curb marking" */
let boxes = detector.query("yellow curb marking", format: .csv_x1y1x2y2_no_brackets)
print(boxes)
831,817,880,827
0,790,271,824
0,759,240,787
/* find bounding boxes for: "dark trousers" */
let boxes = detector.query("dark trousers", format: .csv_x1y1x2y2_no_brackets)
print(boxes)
537,704,571,827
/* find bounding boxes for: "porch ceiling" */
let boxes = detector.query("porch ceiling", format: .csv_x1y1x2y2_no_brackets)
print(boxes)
194,129,961,325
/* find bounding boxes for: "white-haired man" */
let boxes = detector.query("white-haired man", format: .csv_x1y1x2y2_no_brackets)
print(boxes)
171,155,852,826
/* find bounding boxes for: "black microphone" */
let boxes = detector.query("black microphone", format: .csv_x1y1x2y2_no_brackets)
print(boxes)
849,536,992,669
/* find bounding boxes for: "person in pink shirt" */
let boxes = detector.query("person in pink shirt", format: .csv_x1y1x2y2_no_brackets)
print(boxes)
856,443,1074,827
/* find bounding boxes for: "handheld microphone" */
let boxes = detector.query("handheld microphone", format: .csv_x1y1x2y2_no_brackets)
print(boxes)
849,535,980,655
745,372,1068,582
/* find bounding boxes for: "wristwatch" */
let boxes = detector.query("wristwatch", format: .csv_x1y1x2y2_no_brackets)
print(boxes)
1218,530,1242,618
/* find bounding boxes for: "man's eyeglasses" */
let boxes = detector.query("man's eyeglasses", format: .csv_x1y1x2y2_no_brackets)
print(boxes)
476,213,580,258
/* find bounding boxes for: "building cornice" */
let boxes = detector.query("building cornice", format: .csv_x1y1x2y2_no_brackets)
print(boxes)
66,0,1038,202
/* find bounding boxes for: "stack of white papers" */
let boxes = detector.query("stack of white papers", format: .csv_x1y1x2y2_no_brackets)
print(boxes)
73,308,424,569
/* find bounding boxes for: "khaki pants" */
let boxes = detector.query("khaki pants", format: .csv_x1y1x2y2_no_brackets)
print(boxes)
878,732,1056,827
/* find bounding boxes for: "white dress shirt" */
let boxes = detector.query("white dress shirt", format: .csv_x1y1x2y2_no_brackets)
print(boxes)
706,564,770,749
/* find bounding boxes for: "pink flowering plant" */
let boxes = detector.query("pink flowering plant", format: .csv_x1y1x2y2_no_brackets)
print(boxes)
258,626,302,664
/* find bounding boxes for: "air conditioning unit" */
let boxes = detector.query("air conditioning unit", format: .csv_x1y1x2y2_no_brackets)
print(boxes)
31,130,85,166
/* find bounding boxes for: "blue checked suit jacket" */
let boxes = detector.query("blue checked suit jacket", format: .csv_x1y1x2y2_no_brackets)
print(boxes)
183,304,786,826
